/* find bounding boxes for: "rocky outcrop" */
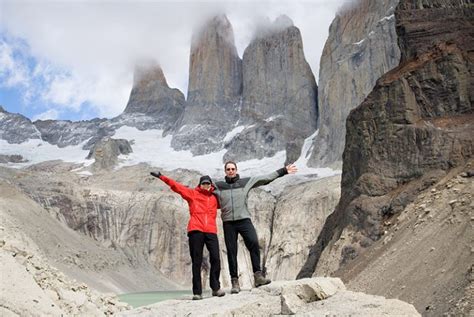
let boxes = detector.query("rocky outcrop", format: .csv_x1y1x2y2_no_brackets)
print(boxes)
171,15,242,155
120,278,420,316
308,0,401,167
0,106,41,143
33,118,110,149
122,62,186,132
224,15,318,162
86,137,133,170
299,1,473,315
0,154,27,163
395,0,473,61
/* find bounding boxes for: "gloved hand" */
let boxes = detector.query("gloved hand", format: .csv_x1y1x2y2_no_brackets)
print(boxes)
150,171,162,178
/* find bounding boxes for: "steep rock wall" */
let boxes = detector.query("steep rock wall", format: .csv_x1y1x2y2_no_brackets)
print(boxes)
171,15,242,155
308,0,400,167
224,16,318,163
299,0,473,314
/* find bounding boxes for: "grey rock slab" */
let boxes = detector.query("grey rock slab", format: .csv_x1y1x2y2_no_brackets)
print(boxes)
119,290,280,317
301,290,420,316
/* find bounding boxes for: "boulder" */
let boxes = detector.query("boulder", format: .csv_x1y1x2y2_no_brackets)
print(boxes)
87,137,133,170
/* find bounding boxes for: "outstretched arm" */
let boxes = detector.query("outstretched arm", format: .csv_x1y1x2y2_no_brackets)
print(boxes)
247,163,298,189
150,172,194,200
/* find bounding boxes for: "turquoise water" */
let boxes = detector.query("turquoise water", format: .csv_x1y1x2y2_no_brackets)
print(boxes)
118,290,200,308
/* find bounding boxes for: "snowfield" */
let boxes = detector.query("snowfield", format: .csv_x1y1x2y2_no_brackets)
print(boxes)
0,127,340,179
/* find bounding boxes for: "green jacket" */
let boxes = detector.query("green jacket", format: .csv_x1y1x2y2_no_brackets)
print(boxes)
214,168,287,222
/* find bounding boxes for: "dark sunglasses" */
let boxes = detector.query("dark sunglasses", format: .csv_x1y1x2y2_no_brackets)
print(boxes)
226,168,236,171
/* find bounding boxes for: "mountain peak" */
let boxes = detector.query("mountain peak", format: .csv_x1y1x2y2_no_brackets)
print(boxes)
274,14,294,29
191,14,236,49
122,61,185,123
253,15,295,40
186,14,242,106
132,61,168,88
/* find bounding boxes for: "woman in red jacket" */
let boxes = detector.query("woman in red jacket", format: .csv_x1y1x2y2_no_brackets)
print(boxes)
151,171,225,300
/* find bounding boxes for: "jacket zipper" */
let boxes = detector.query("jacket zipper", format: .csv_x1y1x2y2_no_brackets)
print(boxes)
205,196,209,228
230,184,234,221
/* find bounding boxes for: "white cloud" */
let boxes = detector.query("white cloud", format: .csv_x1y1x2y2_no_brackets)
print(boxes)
0,40,30,88
0,0,349,119
32,108,59,121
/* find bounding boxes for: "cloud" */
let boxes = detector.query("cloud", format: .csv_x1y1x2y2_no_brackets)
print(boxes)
0,0,349,120
0,39,31,88
32,108,59,121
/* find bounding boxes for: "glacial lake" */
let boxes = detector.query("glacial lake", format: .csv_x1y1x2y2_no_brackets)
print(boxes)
118,290,201,308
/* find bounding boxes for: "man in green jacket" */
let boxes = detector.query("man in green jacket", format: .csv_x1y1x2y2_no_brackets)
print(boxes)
213,161,297,293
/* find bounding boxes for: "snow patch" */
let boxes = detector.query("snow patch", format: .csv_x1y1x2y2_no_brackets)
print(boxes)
113,126,227,177
223,125,245,143
379,14,394,23
0,138,93,168
265,115,283,122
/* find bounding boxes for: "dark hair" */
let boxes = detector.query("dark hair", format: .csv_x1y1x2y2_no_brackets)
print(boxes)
224,161,237,170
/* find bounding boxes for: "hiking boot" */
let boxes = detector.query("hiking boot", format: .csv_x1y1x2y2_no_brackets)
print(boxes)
192,294,203,300
212,288,225,297
254,271,271,287
231,277,240,294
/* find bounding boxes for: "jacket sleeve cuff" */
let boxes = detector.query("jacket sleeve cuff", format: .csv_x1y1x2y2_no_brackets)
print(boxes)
276,167,288,177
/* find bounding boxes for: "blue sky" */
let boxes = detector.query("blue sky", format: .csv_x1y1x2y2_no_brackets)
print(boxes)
0,0,348,122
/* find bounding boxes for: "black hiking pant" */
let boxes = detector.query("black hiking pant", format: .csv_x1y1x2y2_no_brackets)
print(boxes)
188,231,221,295
223,218,261,279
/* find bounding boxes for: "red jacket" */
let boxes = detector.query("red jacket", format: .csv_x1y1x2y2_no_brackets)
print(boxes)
159,175,219,234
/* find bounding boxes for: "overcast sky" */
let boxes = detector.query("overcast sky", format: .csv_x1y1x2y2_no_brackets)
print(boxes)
0,0,351,121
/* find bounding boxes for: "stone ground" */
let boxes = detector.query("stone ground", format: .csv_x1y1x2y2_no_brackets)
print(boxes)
119,278,420,316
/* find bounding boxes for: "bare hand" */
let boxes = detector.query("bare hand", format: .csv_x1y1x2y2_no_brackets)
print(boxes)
286,163,297,174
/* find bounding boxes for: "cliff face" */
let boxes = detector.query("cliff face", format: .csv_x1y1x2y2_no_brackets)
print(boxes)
171,15,318,162
171,15,242,155
308,0,401,167
224,16,318,163
299,1,473,315
4,162,340,291
187,15,243,107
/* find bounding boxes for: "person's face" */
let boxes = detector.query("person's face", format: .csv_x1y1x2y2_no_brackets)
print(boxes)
225,163,237,178
200,182,211,191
